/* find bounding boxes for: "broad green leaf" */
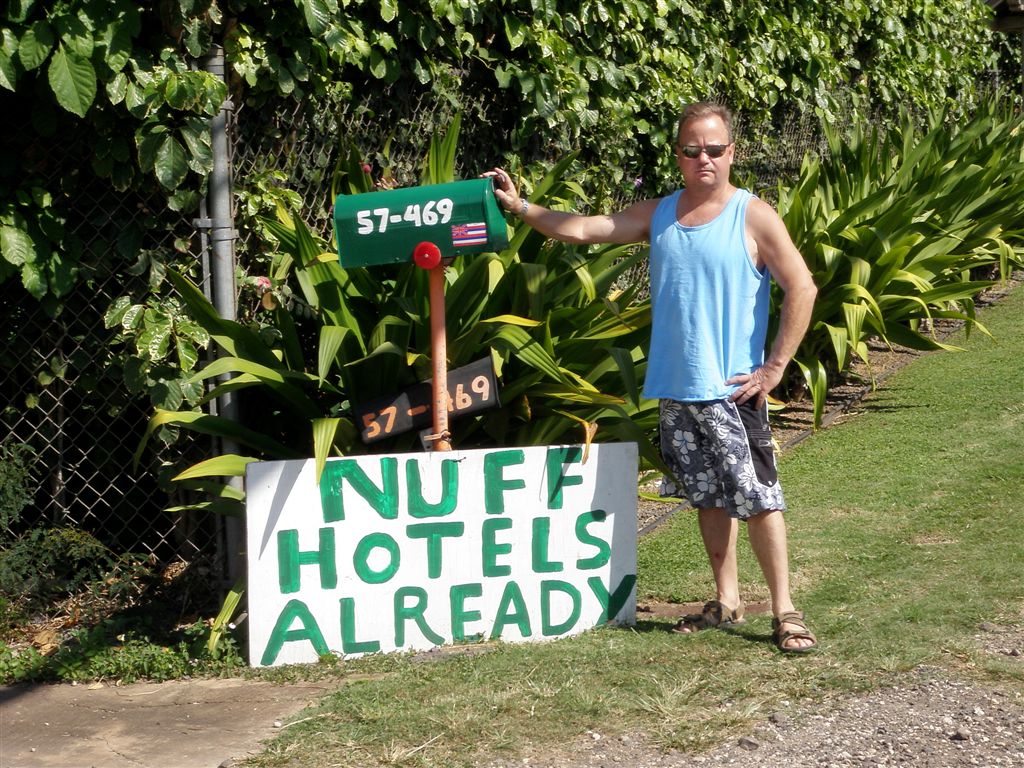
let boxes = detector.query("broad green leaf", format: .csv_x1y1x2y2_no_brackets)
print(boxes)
176,337,199,371
422,112,460,185
607,347,640,406
100,14,135,73
842,302,868,362
487,324,570,385
106,71,127,104
313,417,341,485
302,0,336,35
46,252,74,301
918,280,994,304
444,254,499,327
318,326,347,381
134,408,300,470
165,499,244,518
172,454,259,480
843,283,884,326
188,356,321,418
519,261,547,320
154,135,189,190
529,384,624,406
176,479,246,501
1,225,33,266
880,321,965,352
53,12,93,58
135,123,168,172
166,270,281,368
561,304,651,342
479,314,541,327
368,48,387,79
795,357,827,429
180,118,214,174
18,20,54,71
504,15,527,49
139,322,171,359
47,45,96,117
0,30,17,90
208,577,245,652
121,304,145,331
820,322,848,372
103,295,131,328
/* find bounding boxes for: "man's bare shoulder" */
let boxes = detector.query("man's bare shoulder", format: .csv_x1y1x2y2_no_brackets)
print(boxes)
745,195,785,227
623,197,662,216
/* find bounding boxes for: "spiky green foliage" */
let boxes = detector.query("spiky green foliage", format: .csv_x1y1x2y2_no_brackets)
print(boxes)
777,98,1024,425
137,118,662,523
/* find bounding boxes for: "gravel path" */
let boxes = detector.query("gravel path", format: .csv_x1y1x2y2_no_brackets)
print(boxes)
484,666,1024,768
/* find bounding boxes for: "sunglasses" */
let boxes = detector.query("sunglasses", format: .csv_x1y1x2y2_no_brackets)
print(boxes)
677,143,731,159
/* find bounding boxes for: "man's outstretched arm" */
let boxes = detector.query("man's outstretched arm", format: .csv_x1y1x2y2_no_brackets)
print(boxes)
483,168,656,246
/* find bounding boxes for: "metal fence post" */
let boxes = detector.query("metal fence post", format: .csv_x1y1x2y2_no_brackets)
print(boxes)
199,45,244,585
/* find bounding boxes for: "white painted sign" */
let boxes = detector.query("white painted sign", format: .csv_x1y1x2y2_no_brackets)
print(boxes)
245,443,638,667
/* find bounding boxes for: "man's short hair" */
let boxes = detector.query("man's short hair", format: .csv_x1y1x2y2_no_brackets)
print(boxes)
677,102,734,143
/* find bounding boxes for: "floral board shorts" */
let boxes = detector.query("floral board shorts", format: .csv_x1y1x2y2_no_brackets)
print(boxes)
659,398,786,520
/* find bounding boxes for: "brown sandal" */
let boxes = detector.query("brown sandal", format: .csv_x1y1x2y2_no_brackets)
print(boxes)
772,610,818,653
672,600,746,634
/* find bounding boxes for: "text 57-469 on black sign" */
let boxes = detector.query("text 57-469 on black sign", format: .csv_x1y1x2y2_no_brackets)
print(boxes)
353,358,499,444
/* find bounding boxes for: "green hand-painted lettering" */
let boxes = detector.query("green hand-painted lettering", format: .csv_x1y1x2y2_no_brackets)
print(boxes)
340,597,380,654
540,580,581,636
260,599,328,666
319,457,398,522
481,517,513,577
531,517,563,573
406,458,459,518
352,532,400,584
277,527,337,594
394,586,444,646
406,522,464,578
490,580,532,639
483,450,526,514
449,582,483,642
545,446,584,509
575,510,610,569
587,574,637,623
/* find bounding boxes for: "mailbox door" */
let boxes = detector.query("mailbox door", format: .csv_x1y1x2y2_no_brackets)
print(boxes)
334,178,510,268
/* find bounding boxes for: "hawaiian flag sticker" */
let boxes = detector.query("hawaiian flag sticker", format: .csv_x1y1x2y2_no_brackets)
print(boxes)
451,222,488,248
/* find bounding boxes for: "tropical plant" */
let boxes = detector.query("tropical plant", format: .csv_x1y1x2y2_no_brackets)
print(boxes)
137,117,662,519
778,98,1024,425
0,439,36,536
2,0,1011,312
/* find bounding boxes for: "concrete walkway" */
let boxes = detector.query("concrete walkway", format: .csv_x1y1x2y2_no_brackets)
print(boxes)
0,678,331,768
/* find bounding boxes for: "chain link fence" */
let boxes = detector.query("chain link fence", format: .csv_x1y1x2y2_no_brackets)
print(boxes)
0,148,220,566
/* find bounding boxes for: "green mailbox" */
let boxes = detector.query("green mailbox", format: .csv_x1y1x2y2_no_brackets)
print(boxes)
333,178,510,269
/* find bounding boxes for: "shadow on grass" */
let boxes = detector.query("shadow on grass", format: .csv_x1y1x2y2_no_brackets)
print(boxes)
1,558,244,683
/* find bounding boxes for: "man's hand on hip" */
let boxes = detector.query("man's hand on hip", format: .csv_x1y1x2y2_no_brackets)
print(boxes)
727,361,786,408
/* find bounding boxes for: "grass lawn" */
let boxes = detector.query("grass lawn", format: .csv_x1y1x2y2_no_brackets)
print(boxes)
246,284,1024,768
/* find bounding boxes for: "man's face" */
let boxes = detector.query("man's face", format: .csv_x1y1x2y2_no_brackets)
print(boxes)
675,115,734,189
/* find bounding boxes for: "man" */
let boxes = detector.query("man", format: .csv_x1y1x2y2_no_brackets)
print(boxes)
484,102,819,652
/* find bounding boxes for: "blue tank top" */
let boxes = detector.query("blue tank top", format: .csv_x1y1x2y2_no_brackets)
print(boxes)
642,188,771,402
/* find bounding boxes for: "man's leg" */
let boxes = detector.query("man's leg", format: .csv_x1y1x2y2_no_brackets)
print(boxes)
698,507,741,609
746,509,814,651
675,507,741,634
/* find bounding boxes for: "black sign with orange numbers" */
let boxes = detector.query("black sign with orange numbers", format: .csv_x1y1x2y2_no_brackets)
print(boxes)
353,357,499,444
